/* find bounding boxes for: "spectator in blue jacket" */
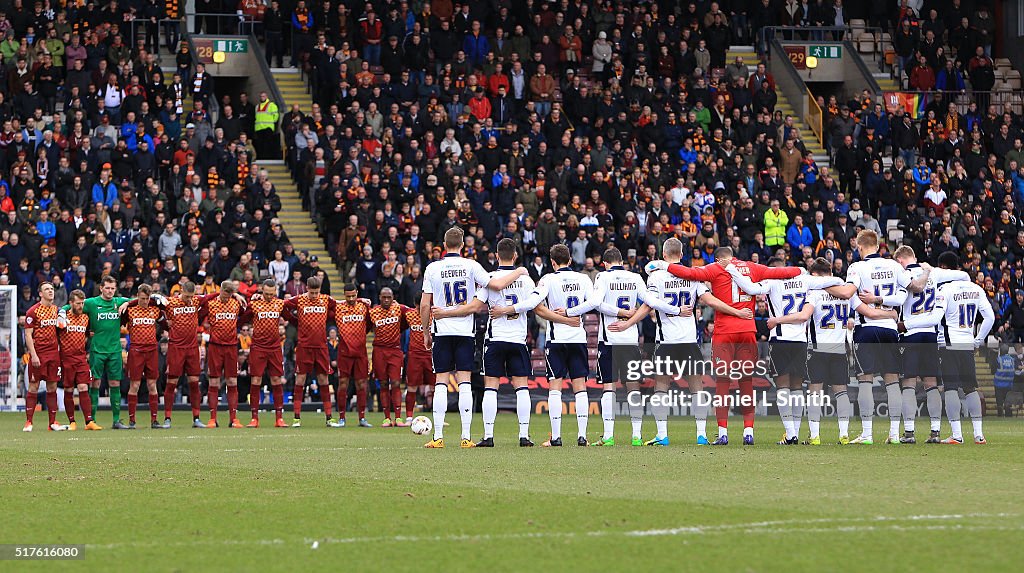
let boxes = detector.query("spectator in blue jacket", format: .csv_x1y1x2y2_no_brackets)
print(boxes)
92,174,117,209
786,214,813,262
35,210,55,241
462,21,490,66
935,60,966,94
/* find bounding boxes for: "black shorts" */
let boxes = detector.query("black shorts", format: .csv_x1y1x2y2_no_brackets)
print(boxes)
545,343,589,380
482,341,532,378
652,342,706,378
432,335,476,374
597,343,642,384
938,347,978,392
769,340,809,379
807,351,851,386
853,326,900,376
900,332,939,378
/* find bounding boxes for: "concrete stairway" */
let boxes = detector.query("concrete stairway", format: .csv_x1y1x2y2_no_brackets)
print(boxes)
728,47,829,164
270,68,312,112
259,161,345,294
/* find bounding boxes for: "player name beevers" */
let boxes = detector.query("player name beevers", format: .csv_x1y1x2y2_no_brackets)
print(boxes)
440,269,467,279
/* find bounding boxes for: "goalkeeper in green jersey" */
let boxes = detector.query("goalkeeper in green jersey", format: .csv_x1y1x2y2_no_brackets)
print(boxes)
60,276,132,428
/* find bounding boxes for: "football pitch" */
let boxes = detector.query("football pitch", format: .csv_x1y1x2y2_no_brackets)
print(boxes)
2,413,1022,572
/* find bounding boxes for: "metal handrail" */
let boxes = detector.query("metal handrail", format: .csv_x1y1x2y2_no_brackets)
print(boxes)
767,37,818,149
807,86,823,144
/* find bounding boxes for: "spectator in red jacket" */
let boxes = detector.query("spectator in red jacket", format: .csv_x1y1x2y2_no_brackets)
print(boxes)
909,55,936,91
467,88,492,121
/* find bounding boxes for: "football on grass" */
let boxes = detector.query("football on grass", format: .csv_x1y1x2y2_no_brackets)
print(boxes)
410,416,432,435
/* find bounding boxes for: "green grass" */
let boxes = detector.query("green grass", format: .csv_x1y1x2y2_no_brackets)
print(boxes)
2,413,1023,572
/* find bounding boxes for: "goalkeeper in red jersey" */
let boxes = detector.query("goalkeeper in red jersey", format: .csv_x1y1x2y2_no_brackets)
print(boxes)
646,246,801,445
369,287,410,427
239,279,291,427
121,284,168,429
333,283,372,427
57,289,102,431
282,277,337,427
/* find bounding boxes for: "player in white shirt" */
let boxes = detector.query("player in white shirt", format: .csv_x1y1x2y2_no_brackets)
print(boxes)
493,244,593,446
892,246,970,443
765,258,897,443
563,246,685,447
727,257,845,444
607,238,751,445
438,239,577,447
832,230,930,445
900,252,995,444
419,228,528,449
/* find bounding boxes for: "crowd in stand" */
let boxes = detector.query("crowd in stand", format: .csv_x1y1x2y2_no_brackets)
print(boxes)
3,0,1024,372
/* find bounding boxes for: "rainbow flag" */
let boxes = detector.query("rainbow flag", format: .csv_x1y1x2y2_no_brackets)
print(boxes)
883,92,925,119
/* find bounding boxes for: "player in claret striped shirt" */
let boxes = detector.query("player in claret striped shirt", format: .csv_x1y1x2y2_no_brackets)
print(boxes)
24,281,65,432
239,279,292,427
58,290,101,430
201,281,248,428
282,277,338,427
369,287,411,427
121,284,168,429
333,284,372,428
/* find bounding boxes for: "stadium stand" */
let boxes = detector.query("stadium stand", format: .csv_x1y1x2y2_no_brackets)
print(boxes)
4,0,1023,411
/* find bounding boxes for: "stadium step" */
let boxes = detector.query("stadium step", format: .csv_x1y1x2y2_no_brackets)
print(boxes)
270,68,313,112
726,49,829,164
975,353,999,413
874,74,900,93
259,161,346,294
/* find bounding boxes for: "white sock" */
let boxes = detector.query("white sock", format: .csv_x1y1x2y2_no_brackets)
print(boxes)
836,391,852,437
790,389,804,439
965,391,984,438
515,386,531,439
807,391,822,439
743,426,753,438
482,388,497,439
718,425,728,437
600,389,615,440
458,383,473,440
945,389,962,439
432,383,447,440
926,387,942,432
652,391,669,439
776,388,793,437
628,390,643,439
694,391,709,438
858,382,874,437
901,387,917,433
549,390,562,440
886,383,902,437
575,391,589,439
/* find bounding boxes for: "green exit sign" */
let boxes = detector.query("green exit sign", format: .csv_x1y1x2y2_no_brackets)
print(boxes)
808,45,842,58
214,40,249,53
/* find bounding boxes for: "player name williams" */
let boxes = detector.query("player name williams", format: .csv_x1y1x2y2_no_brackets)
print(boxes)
608,282,637,290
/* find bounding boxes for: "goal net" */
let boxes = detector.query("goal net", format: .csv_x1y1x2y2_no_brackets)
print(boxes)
0,285,18,411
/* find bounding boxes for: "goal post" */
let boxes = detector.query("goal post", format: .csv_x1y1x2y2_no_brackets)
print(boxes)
0,285,17,412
